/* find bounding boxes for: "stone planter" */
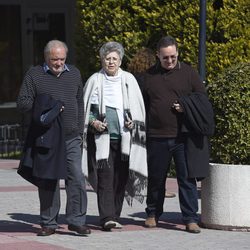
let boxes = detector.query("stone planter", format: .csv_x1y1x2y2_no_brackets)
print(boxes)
201,163,250,231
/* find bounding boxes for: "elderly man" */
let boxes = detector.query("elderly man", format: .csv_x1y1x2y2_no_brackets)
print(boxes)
17,40,90,236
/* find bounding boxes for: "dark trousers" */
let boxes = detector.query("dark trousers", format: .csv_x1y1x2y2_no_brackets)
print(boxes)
97,140,129,226
146,137,199,224
38,136,88,228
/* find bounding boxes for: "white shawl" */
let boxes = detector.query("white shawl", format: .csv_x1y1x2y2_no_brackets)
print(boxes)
82,68,148,203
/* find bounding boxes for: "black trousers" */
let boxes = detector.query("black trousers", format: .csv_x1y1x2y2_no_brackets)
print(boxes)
97,140,129,226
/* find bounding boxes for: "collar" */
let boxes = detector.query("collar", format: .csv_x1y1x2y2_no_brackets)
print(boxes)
158,61,181,73
43,63,70,74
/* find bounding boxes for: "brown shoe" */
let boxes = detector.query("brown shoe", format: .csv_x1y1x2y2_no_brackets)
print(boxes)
186,223,201,234
145,217,157,228
165,192,176,198
37,227,56,236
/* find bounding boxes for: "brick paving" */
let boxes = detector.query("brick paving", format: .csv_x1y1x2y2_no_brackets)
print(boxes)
0,159,249,250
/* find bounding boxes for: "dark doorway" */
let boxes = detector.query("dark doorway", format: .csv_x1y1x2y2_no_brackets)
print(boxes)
0,5,22,103
31,12,66,66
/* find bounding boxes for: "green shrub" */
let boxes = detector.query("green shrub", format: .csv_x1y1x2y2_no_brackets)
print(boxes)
208,62,250,164
75,0,249,82
0,151,21,159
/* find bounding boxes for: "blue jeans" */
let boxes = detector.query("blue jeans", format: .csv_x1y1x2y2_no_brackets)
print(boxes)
38,136,88,228
145,137,199,224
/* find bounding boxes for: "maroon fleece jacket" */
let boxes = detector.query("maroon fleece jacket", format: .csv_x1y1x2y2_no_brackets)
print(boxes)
141,61,206,138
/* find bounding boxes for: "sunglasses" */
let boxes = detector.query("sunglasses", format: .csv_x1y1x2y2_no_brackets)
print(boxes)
162,54,178,61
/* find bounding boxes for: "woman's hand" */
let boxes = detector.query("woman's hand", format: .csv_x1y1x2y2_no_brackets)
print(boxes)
91,120,108,132
124,117,134,130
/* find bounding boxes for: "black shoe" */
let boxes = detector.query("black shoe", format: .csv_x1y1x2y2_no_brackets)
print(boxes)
37,227,56,236
68,224,91,235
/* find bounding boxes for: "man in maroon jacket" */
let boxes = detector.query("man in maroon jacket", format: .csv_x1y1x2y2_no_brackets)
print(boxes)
142,35,206,233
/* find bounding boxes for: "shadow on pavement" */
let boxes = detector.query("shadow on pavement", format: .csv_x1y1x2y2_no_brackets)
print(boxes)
4,212,189,233
0,220,38,233
8,213,40,224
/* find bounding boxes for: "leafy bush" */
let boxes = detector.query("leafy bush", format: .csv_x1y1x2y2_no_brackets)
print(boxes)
75,0,249,82
208,62,250,164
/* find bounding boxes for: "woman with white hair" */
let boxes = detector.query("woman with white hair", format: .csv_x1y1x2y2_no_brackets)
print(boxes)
82,41,147,231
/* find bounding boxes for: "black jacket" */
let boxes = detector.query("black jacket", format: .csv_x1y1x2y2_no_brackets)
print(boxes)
179,92,215,179
18,94,67,188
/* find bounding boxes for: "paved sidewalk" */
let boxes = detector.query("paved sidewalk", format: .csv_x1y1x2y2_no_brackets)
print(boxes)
0,160,249,250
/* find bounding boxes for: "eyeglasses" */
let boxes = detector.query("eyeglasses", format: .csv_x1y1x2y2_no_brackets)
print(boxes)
104,57,120,63
162,54,178,61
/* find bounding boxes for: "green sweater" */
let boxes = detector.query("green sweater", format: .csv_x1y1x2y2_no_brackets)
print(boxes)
89,104,120,139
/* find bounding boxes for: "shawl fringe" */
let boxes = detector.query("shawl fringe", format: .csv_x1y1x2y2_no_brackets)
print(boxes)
96,159,109,169
125,169,148,206
121,154,129,161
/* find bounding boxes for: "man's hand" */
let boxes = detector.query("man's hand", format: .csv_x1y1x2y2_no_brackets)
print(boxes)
172,102,183,113
60,106,65,112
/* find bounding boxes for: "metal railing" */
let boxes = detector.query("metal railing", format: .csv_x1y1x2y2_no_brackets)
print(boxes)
0,124,23,158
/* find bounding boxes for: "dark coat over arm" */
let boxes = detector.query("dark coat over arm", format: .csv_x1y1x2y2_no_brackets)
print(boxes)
18,94,67,188
179,92,215,179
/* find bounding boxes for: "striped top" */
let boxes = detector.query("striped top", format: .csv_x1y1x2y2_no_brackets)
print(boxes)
17,65,84,140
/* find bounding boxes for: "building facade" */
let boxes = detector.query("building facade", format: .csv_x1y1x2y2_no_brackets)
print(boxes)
0,0,77,156
0,0,76,124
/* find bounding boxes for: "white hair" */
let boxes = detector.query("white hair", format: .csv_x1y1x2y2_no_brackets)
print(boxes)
99,41,124,61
